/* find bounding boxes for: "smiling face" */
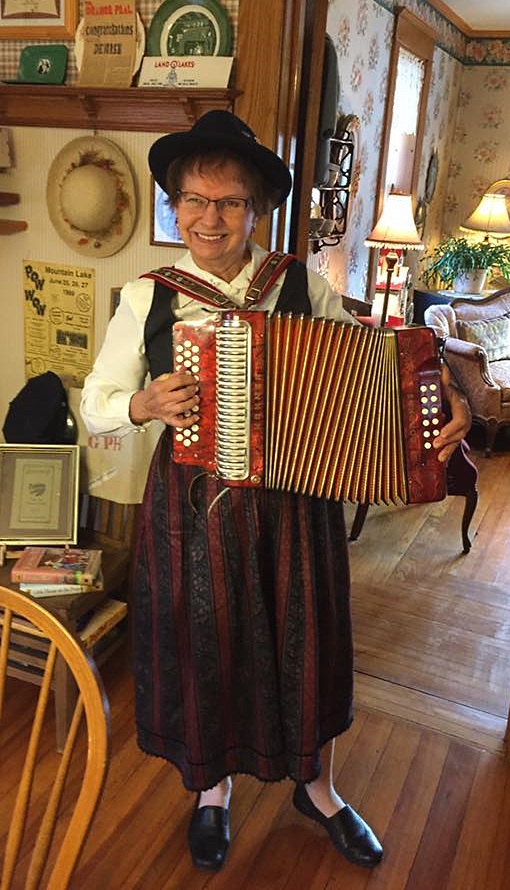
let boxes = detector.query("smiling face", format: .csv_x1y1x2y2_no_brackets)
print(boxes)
175,159,258,282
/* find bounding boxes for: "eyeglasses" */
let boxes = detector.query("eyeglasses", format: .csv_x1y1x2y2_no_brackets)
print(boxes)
176,191,253,216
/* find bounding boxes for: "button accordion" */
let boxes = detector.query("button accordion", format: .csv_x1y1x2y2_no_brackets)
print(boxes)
173,311,446,505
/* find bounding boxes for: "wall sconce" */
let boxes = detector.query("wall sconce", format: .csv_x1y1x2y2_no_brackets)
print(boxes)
365,192,424,327
460,192,510,240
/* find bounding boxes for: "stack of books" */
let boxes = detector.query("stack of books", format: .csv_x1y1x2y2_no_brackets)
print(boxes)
11,546,103,598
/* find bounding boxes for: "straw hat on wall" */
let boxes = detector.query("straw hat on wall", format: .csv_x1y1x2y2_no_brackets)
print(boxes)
46,135,136,257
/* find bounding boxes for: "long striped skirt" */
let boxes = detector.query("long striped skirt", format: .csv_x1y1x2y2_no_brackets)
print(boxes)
133,430,353,791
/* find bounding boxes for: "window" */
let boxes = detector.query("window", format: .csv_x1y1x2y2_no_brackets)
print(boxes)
376,9,436,211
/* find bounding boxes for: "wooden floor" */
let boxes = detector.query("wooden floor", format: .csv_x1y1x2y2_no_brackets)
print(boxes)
3,439,510,889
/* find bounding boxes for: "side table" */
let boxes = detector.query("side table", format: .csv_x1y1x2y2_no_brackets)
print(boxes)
0,562,125,750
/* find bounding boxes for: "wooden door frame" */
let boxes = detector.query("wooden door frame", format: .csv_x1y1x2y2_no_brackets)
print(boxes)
235,0,327,258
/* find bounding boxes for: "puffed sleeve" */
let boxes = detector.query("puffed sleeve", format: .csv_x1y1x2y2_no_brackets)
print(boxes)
306,268,359,324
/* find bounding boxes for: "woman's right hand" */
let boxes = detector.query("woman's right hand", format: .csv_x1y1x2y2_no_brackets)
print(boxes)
129,371,199,428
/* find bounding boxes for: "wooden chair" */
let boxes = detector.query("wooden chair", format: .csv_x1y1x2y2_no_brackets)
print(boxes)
78,493,137,597
424,286,510,454
0,585,110,889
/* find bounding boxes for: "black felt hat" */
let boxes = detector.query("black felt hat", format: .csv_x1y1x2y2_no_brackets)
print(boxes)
3,371,77,445
148,110,292,207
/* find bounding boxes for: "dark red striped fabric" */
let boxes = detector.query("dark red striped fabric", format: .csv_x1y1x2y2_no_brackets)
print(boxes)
133,430,353,791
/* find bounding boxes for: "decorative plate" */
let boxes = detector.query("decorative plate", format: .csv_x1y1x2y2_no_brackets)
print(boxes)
424,150,438,204
146,0,232,57
75,12,146,76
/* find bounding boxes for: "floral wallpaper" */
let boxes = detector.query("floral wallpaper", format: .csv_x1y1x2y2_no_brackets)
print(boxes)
378,0,510,65
321,0,509,302
323,0,462,300
443,68,510,239
322,0,393,299
465,41,510,66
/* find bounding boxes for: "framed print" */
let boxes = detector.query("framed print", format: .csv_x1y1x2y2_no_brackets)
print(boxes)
0,0,77,39
0,445,80,545
151,179,184,247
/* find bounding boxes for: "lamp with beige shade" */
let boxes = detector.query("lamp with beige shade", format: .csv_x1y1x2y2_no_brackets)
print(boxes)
365,192,424,326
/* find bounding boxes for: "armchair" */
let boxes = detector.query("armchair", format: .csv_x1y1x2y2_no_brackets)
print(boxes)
424,286,510,454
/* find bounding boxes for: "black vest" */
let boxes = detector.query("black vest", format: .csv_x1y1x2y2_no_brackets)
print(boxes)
143,258,312,380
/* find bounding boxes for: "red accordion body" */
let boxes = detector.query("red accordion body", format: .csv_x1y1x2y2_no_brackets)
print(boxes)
173,311,446,506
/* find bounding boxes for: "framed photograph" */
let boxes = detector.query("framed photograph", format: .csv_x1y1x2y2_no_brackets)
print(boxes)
0,0,78,39
151,179,184,247
0,445,80,545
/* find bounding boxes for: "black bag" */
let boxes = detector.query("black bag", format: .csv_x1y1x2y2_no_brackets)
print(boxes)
3,371,77,444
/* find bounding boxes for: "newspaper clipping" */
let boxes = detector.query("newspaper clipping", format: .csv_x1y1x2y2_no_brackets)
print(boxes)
23,259,95,387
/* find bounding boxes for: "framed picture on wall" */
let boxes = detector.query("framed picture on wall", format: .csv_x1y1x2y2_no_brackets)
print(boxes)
110,287,122,319
0,444,80,545
151,179,184,247
0,0,78,39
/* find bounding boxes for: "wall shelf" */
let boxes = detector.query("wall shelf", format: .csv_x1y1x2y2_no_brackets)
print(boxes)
309,132,355,254
0,85,240,133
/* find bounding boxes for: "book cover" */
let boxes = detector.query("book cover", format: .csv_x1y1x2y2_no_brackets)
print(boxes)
19,572,104,598
79,597,127,649
11,547,102,585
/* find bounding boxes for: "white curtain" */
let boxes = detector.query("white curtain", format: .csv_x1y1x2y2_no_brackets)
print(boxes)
385,47,425,195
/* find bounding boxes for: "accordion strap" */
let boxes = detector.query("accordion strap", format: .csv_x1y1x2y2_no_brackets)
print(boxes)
141,251,296,310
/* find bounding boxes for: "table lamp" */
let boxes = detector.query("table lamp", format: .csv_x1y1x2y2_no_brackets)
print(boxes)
460,192,510,240
365,192,424,327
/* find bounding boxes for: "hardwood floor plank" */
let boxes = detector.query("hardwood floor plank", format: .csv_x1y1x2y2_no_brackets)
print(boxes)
333,712,395,804
352,587,510,717
405,740,480,889
354,674,507,753
447,749,510,890
352,731,449,890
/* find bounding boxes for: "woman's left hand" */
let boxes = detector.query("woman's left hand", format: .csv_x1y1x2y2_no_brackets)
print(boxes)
433,364,472,463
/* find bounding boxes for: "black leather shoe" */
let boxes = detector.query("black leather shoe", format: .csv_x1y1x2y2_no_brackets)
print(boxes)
293,783,383,868
188,800,230,871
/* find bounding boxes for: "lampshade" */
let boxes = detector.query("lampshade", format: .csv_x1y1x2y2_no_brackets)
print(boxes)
365,193,424,250
460,192,510,236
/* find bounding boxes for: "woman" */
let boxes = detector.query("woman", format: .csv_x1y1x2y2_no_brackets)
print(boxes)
81,111,470,872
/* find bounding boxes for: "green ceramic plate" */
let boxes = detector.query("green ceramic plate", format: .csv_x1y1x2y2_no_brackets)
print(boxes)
146,0,233,57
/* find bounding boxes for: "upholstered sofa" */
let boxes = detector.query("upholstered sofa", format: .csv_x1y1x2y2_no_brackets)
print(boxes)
424,286,510,454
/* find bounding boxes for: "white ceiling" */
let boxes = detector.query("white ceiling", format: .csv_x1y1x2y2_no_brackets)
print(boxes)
443,0,509,32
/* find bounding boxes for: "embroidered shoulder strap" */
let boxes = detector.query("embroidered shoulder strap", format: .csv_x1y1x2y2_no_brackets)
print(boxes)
244,252,295,307
141,251,296,310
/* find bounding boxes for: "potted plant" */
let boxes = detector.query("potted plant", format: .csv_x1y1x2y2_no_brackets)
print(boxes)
420,236,510,293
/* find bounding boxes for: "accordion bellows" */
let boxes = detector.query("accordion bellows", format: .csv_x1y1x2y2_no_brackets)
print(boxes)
173,312,446,506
